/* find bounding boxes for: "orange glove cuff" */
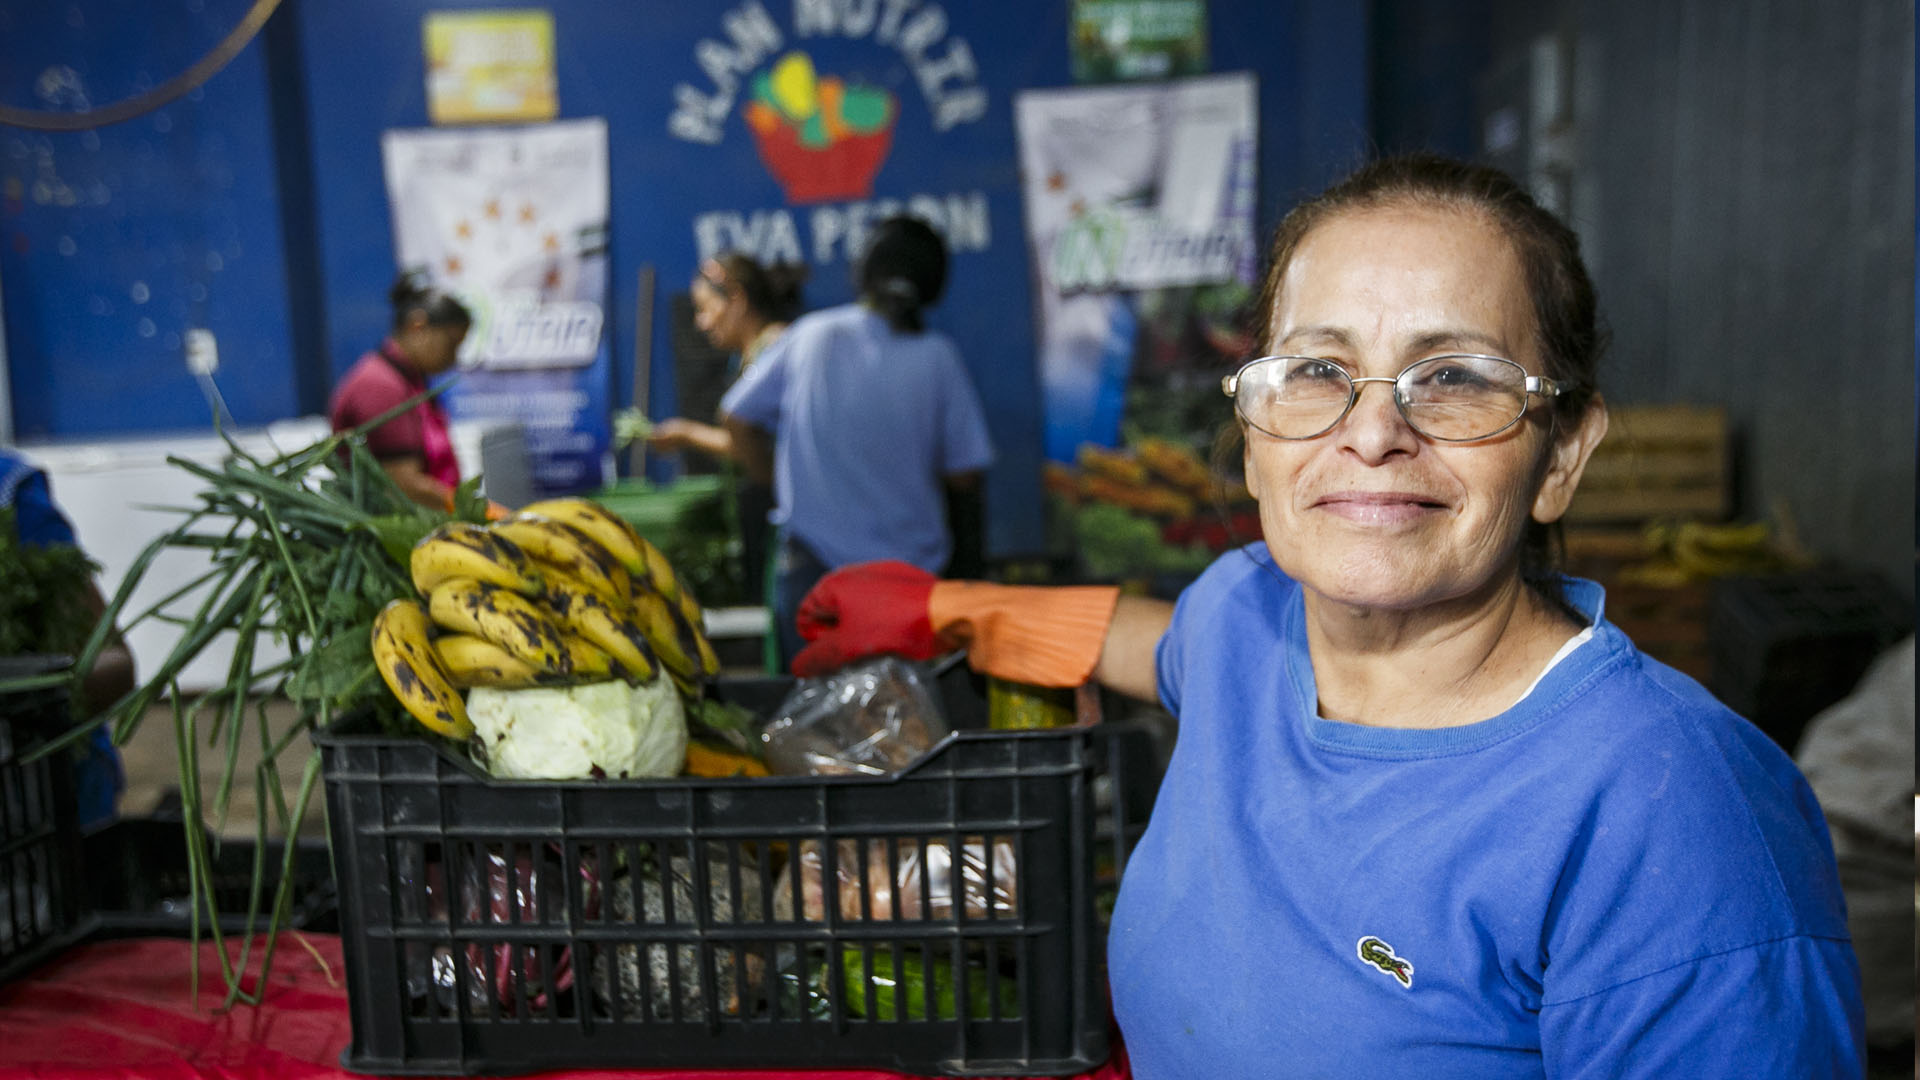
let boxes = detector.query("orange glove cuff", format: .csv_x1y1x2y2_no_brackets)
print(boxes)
926,582,1121,688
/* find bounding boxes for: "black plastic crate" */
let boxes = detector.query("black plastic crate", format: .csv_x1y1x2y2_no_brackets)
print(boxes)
80,816,338,939
1708,569,1913,753
314,662,1156,1077
0,655,86,985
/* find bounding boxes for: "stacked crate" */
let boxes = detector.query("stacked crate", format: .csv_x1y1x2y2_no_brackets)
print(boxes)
1562,405,1730,683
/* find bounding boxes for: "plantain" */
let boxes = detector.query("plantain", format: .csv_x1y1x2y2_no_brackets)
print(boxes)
434,633,541,689
557,631,619,680
540,577,658,681
426,577,572,676
518,497,651,575
669,587,721,676
411,522,544,597
371,599,472,740
491,515,632,604
632,590,703,681
518,496,690,606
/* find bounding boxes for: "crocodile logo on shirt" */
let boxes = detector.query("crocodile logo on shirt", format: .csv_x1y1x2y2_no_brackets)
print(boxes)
1357,936,1414,988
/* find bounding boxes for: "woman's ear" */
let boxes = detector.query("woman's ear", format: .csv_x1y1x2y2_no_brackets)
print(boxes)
1532,394,1608,525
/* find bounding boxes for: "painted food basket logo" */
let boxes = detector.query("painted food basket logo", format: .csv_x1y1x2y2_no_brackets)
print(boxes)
747,51,896,204
670,1,993,266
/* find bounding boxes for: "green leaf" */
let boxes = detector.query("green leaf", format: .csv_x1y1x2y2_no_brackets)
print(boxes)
285,624,375,704
451,475,489,523
364,513,437,567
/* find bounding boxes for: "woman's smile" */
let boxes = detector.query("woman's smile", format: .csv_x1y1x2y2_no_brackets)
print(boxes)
1309,488,1451,526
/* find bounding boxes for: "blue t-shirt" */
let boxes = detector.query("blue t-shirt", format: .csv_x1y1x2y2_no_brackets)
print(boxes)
719,304,994,572
0,450,78,548
1108,543,1863,1078
1,450,122,829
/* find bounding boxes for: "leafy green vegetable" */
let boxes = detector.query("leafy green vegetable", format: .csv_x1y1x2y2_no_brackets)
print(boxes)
37,388,453,1006
0,506,100,657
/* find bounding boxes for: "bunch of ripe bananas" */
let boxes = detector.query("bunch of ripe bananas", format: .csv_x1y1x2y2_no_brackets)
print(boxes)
371,497,720,740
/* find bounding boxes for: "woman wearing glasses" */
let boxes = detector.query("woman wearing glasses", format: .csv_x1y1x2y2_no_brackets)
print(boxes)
789,155,1862,1076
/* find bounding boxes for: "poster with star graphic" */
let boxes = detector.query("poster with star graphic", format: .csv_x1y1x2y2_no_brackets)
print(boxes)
382,117,612,495
1014,73,1256,463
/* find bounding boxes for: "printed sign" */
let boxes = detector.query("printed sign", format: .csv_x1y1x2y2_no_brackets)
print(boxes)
382,118,612,494
424,9,559,125
668,1,994,268
1016,73,1257,461
1070,0,1209,83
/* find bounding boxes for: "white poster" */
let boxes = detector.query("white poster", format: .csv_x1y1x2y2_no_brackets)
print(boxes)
1015,74,1257,461
382,118,613,494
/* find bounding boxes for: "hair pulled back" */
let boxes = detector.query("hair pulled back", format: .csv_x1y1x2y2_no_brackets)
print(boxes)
857,216,948,333
389,269,472,332
708,253,808,324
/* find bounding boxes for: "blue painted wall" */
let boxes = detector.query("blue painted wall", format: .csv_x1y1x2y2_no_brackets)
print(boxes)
2,0,1370,556
0,0,299,438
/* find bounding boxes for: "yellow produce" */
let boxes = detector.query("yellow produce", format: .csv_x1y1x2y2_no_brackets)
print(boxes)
769,51,818,119
683,739,769,778
491,515,632,603
541,576,659,681
557,631,617,680
411,522,543,596
433,634,542,689
426,578,572,676
371,599,472,740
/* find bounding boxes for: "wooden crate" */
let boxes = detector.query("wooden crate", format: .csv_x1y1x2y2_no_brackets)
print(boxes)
1563,526,1713,682
1564,405,1729,524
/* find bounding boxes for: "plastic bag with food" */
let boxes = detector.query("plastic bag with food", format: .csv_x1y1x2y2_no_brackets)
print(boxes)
590,843,765,1020
404,842,602,1016
759,656,950,776
777,836,1018,922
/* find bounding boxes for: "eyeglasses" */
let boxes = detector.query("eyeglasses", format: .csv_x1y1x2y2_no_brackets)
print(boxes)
1222,353,1565,443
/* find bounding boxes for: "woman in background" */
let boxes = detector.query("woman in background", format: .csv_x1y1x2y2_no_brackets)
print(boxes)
720,217,993,667
649,253,807,603
1,449,135,828
329,270,472,512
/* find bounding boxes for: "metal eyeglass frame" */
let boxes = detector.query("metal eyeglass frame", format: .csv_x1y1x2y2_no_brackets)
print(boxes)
1221,353,1566,442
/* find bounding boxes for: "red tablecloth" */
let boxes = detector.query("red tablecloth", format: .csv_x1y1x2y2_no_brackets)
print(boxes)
0,935,1130,1080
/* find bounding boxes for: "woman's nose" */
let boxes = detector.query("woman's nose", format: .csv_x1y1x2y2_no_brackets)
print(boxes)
1337,377,1419,460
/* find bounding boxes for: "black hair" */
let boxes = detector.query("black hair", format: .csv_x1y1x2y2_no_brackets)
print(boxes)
389,268,473,332
706,253,808,324
856,216,947,333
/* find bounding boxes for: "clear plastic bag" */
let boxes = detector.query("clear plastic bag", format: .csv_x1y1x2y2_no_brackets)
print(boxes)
778,836,1018,922
759,656,950,777
409,843,601,1015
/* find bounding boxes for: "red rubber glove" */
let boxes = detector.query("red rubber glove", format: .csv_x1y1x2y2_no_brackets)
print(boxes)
792,561,1121,687
792,560,942,676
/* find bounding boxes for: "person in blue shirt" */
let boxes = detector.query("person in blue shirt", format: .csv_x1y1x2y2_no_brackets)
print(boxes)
789,155,1864,1076
1,449,135,828
720,216,994,666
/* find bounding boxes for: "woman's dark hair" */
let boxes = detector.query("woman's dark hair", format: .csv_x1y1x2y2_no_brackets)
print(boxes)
857,216,947,333
1250,152,1608,597
389,269,472,331
708,252,808,324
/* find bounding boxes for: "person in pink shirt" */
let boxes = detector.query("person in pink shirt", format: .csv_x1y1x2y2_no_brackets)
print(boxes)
329,270,471,511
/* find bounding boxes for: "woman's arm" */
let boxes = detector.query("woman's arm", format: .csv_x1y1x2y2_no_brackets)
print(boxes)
78,579,134,714
649,418,734,459
1094,596,1174,704
722,414,776,488
381,456,455,512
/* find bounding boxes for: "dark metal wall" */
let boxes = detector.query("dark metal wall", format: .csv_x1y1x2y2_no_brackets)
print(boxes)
1487,0,1915,588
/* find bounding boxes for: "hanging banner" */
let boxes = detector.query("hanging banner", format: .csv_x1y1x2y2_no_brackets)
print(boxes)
1015,73,1257,462
382,117,612,495
423,9,560,125
1070,0,1209,83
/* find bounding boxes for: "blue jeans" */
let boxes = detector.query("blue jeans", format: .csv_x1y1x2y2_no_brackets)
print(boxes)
771,531,831,672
